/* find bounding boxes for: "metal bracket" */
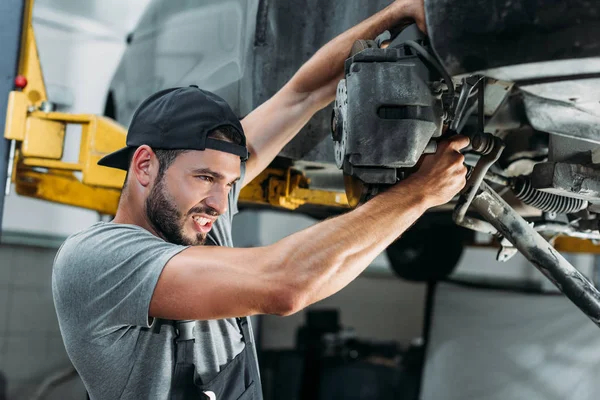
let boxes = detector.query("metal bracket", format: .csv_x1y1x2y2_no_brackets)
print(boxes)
453,135,506,234
239,168,349,210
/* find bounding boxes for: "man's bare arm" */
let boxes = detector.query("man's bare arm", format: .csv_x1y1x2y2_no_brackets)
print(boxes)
149,136,468,321
241,0,426,186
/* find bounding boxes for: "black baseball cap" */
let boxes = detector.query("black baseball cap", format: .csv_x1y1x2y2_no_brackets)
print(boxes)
98,86,248,170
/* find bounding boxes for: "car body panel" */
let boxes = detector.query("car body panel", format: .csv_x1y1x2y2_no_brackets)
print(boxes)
109,0,259,125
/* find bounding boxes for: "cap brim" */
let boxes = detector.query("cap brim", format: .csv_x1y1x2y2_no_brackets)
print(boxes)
97,146,132,171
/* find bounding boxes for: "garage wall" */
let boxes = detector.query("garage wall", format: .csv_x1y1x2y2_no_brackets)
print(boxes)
261,276,427,350
0,243,85,400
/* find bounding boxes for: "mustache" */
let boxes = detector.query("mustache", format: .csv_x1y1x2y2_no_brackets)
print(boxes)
187,206,219,217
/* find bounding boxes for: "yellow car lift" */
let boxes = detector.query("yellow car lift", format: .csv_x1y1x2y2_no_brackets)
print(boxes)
0,0,597,255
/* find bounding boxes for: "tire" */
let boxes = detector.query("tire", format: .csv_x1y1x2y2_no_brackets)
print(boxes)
385,217,467,282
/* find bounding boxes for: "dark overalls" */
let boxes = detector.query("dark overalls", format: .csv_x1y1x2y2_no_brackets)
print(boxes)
170,318,262,400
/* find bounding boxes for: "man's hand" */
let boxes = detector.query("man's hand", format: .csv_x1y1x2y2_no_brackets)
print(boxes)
390,0,427,33
399,135,470,208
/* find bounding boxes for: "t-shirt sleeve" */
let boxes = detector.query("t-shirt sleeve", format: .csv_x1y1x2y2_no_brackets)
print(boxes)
52,224,187,341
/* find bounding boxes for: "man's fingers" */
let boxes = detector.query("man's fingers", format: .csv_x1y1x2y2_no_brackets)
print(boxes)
446,135,470,151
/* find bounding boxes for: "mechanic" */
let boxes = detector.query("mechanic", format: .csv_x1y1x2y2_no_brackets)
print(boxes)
52,0,468,399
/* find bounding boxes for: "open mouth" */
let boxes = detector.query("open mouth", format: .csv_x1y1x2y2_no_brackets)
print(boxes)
192,215,214,234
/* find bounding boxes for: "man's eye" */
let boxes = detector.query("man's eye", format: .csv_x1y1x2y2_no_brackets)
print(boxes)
197,176,213,183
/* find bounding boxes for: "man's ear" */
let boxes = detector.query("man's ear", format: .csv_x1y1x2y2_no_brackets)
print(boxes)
130,145,157,187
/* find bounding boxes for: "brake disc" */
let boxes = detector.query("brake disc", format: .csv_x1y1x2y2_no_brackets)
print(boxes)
332,81,347,169
335,40,380,207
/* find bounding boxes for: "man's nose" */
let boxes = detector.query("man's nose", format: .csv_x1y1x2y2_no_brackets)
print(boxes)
204,189,228,216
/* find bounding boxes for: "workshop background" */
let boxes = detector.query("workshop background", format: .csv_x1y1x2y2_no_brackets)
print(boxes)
2,1,600,400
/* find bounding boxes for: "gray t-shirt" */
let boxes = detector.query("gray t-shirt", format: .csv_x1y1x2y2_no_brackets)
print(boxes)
52,166,255,399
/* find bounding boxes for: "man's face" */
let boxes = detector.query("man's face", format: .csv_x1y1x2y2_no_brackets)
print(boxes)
145,149,241,246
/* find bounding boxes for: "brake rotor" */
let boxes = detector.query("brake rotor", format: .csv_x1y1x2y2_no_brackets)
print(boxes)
332,81,347,169
336,39,381,208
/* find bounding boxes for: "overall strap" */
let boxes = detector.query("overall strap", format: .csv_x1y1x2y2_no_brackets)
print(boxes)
236,316,262,390
170,320,198,399
236,317,249,342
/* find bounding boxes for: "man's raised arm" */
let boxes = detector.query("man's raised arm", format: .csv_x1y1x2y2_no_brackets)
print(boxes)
241,0,426,186
149,136,468,321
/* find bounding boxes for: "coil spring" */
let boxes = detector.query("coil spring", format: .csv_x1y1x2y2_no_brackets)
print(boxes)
511,176,588,214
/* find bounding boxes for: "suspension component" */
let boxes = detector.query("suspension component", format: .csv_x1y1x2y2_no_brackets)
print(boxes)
470,132,496,155
511,176,588,214
472,181,600,327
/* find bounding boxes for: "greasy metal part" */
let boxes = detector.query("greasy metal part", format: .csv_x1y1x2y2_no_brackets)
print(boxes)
239,167,349,210
332,80,347,169
534,223,600,241
449,76,481,132
511,175,588,213
453,136,505,232
470,132,496,155
531,162,600,201
402,39,455,99
483,170,509,186
455,215,498,236
472,181,600,326
549,133,597,164
522,92,600,145
333,34,446,206
334,45,444,170
477,77,485,133
497,237,518,262
0,0,26,234
423,140,437,155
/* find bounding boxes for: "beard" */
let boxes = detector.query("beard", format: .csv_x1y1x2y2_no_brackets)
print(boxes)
145,174,207,246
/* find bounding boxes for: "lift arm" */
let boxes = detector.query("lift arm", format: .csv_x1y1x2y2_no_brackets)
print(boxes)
3,0,126,215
